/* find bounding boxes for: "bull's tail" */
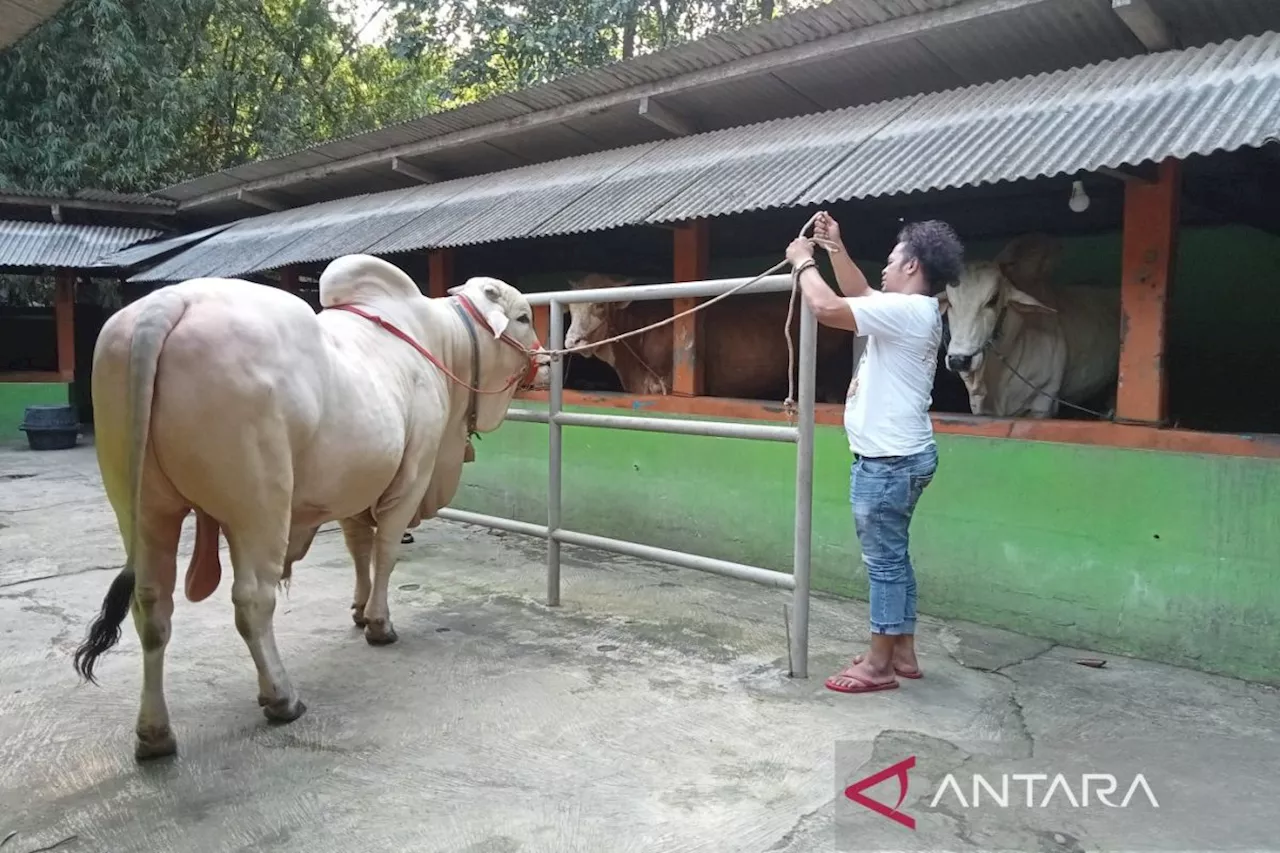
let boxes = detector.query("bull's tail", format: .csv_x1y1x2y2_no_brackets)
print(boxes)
73,291,187,684
72,567,136,685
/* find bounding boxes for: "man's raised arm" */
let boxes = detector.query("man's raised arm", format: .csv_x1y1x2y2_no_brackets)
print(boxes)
813,212,872,298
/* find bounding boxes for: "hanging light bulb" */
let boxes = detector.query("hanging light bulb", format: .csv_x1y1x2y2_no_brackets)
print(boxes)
1068,180,1091,213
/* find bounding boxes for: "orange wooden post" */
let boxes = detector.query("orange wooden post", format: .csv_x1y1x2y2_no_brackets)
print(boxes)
278,265,299,293
428,249,454,298
54,269,75,382
1116,158,1181,425
672,219,709,396
533,305,550,346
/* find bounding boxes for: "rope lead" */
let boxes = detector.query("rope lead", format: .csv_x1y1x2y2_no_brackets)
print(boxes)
544,213,836,420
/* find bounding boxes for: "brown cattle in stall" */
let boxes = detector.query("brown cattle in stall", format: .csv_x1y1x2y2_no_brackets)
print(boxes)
562,274,853,403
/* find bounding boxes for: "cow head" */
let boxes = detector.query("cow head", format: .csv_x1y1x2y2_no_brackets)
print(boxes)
563,273,635,361
447,276,548,430
938,234,1060,376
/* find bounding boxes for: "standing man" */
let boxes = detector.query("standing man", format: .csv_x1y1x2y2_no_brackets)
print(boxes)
785,213,964,694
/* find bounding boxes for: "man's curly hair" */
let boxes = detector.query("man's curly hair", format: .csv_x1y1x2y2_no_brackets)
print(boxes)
897,220,965,294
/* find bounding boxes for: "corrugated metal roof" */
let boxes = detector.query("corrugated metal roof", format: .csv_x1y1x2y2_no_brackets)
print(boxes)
792,29,1280,205
142,0,972,205
533,99,916,234
0,186,178,208
133,145,666,281
1153,0,1280,48
369,143,664,252
129,31,1280,283
0,220,161,270
92,222,236,269
115,187,441,283
0,0,65,49
150,0,1280,217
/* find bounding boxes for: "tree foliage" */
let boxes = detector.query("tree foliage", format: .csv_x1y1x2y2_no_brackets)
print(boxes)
0,0,814,196
386,0,803,99
0,0,450,194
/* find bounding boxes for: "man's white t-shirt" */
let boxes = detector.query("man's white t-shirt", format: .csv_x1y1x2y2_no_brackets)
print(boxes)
842,290,942,458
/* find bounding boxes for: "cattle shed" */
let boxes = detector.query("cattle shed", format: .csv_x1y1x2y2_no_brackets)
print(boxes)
0,189,179,436
77,0,1280,686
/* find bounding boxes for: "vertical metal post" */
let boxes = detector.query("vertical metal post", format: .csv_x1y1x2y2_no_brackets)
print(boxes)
789,299,817,678
547,299,564,606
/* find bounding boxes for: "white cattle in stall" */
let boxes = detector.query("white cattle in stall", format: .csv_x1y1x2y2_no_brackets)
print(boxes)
72,253,546,761
938,234,1120,418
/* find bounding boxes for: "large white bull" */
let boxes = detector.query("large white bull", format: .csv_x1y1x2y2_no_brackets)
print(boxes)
938,234,1120,418
72,254,545,760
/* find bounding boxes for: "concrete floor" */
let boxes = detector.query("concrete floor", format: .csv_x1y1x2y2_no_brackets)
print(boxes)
1,442,1278,853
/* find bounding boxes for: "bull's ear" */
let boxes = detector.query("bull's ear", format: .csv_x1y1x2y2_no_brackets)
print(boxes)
936,290,950,315
479,280,509,338
1006,284,1056,314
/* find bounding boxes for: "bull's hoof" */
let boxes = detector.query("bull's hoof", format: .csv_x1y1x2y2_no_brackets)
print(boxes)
134,726,177,762
364,619,398,646
261,695,307,724
351,604,368,628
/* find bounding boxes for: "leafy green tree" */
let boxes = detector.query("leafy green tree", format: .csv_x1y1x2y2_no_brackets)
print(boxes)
386,0,809,100
0,0,451,194
0,0,203,192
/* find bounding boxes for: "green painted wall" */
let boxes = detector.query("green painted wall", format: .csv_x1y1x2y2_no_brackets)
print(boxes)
453,410,1280,686
0,383,69,446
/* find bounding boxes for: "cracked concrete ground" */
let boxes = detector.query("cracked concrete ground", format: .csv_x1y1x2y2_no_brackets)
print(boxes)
1,442,1278,853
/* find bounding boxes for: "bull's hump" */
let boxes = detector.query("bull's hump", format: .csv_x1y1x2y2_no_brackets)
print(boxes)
319,254,421,308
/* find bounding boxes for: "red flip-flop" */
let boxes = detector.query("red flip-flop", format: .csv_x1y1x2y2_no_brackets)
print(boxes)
825,670,899,694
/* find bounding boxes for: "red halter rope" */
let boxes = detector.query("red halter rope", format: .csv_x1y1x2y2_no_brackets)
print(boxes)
330,295,543,393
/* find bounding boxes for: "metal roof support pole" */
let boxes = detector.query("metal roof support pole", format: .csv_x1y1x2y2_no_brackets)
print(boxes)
546,299,565,607
789,297,816,679
54,268,76,382
672,220,709,396
1116,157,1181,426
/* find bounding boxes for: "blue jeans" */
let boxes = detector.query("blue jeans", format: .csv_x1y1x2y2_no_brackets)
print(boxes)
850,444,938,636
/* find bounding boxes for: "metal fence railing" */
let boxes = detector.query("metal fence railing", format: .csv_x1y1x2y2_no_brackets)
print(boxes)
435,273,817,678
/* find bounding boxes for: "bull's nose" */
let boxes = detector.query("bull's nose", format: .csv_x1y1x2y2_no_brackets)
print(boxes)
946,354,973,372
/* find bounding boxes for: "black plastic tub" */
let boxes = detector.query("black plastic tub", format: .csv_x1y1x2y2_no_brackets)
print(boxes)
20,404,80,451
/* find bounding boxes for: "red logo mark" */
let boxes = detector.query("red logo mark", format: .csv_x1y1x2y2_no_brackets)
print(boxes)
844,755,916,830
